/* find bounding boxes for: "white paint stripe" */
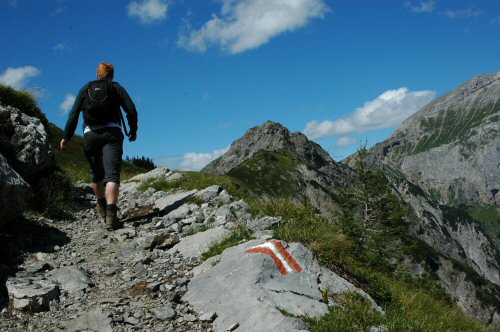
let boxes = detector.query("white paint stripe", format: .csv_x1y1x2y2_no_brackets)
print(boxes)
252,242,294,273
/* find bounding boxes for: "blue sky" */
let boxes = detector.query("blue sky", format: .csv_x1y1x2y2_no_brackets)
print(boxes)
1,0,499,170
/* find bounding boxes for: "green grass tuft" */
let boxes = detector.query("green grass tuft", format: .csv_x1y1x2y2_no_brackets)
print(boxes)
0,84,50,130
201,225,253,260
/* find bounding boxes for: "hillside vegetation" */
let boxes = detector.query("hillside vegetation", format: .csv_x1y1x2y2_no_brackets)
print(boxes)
143,156,489,331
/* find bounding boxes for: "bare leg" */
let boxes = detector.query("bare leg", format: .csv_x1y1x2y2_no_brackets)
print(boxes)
92,181,105,199
105,182,119,205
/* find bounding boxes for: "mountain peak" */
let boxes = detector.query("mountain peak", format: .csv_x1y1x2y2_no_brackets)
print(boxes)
203,120,335,175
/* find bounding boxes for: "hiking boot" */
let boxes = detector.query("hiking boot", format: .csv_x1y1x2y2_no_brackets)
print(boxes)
105,204,123,231
97,198,107,221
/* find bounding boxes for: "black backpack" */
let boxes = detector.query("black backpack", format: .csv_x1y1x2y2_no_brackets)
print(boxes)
83,79,119,125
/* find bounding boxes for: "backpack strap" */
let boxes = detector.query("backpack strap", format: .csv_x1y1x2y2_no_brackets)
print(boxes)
120,112,129,137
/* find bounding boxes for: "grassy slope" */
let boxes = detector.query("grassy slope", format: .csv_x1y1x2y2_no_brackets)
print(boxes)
398,100,500,156
228,149,300,198
469,205,500,248
142,171,489,331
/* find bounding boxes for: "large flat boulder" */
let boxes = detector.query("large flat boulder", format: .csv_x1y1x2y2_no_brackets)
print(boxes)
184,240,379,332
6,277,59,313
168,226,230,258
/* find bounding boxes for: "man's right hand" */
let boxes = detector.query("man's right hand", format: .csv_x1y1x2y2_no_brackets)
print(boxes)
128,132,137,142
60,139,68,150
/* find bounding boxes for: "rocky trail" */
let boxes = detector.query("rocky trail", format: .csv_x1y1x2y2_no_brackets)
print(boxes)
0,168,380,332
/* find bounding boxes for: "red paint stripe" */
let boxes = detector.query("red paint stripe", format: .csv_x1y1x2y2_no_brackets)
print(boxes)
270,240,302,272
245,247,288,275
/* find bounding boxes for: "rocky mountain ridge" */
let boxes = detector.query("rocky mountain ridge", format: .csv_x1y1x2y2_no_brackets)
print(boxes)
366,71,500,206
203,121,352,216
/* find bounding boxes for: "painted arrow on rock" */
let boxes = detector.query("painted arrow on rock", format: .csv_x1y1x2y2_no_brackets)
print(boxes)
245,240,302,275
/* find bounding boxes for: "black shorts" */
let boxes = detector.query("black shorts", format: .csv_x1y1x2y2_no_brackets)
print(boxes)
83,127,124,184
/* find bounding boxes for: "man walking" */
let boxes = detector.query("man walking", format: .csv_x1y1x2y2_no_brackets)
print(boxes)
60,62,138,230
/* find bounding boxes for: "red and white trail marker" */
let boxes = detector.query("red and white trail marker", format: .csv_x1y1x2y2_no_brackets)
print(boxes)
245,240,303,275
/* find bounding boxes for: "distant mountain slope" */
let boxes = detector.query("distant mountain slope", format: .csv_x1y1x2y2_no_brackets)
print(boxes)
203,121,352,215
342,72,500,321
366,71,500,207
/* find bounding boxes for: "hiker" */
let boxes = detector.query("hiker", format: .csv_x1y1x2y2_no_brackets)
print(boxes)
60,62,138,230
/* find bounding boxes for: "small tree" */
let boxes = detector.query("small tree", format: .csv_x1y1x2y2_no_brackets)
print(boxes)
337,146,408,269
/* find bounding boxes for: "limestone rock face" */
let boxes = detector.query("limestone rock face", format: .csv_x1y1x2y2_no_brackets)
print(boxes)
0,103,54,226
343,71,500,327
0,153,32,224
0,104,54,180
363,71,500,206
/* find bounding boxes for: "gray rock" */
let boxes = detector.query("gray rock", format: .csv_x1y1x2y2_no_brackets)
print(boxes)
47,266,92,294
6,277,59,312
128,167,172,182
0,153,32,224
151,305,176,321
246,216,282,232
0,105,54,179
195,185,223,202
137,231,179,250
167,204,193,220
212,189,231,204
64,308,113,332
199,311,218,322
155,190,198,214
168,226,230,258
166,172,185,182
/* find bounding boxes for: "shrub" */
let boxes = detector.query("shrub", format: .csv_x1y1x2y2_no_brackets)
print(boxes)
0,85,50,132
125,155,156,171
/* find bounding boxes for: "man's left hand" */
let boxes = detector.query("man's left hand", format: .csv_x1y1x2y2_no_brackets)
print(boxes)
60,139,68,150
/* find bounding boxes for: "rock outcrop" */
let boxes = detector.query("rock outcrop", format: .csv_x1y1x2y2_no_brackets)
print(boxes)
0,154,32,222
0,104,54,180
0,103,54,226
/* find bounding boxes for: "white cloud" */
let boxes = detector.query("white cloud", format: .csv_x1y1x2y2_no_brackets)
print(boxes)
488,16,500,25
335,136,357,148
178,0,330,54
445,9,484,19
51,6,67,16
156,146,230,171
180,147,229,171
0,66,41,89
127,0,169,25
406,1,435,13
59,93,75,114
304,87,436,140
53,42,72,53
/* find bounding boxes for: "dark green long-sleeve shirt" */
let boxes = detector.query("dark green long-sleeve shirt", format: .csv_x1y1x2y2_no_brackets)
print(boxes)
63,78,138,141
